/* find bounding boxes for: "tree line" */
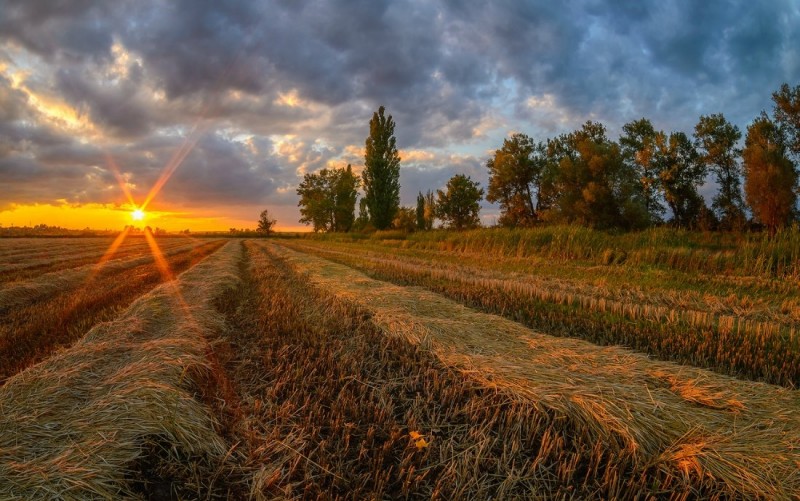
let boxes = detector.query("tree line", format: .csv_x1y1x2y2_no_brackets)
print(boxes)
295,83,800,234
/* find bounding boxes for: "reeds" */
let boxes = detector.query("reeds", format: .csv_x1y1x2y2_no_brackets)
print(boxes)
0,240,242,498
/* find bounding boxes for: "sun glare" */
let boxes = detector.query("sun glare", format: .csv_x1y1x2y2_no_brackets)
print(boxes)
132,209,145,221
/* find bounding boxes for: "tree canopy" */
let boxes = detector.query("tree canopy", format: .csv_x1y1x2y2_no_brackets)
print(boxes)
363,106,401,230
695,113,745,230
486,133,545,227
743,113,797,233
297,165,360,232
436,174,484,230
257,209,276,235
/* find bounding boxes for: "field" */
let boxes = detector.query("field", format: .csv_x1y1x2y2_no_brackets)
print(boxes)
1,231,798,499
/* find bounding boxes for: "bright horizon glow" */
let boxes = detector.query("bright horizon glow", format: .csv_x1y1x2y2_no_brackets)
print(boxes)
131,209,145,221
0,203,310,232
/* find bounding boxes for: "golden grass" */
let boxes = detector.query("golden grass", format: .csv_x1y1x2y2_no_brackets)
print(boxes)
283,240,800,386
265,241,800,499
0,241,242,498
0,240,209,314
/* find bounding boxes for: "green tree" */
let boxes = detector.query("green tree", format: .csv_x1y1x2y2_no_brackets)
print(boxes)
694,113,745,230
392,207,417,232
297,166,360,232
353,198,371,231
486,133,545,227
653,131,707,228
332,164,359,232
363,106,401,230
743,113,797,233
257,209,277,235
546,121,647,229
435,174,484,230
772,83,800,157
416,192,426,230
620,118,664,224
415,191,436,230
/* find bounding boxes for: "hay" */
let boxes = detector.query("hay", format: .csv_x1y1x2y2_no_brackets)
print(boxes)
0,241,242,499
0,240,209,314
266,241,800,499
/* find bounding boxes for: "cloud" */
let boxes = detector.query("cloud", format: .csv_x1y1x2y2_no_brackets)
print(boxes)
0,0,797,226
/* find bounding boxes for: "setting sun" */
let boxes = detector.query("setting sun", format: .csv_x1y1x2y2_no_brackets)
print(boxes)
131,209,145,221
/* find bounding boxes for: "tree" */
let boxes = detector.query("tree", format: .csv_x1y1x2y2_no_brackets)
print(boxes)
620,118,664,224
257,209,276,235
363,106,401,230
654,131,707,228
354,197,371,231
333,164,359,232
423,190,436,230
772,83,800,158
435,174,484,230
415,190,435,230
296,166,360,232
545,121,647,229
694,113,745,230
392,207,417,232
486,133,545,227
743,113,797,233
416,192,426,230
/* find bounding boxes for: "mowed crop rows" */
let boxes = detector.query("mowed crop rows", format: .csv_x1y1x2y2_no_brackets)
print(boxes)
1,238,798,499
0,236,225,381
280,239,800,387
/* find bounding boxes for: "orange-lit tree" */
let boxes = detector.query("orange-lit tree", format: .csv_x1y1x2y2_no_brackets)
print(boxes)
743,113,797,233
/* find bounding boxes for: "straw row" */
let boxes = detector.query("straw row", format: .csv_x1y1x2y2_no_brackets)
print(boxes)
264,241,800,499
0,240,213,314
0,240,242,499
283,240,800,387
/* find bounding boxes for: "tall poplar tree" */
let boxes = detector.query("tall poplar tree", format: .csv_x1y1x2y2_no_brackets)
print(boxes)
363,106,401,230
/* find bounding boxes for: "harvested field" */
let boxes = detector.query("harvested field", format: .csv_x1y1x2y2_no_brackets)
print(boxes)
280,239,800,387
1,236,798,499
0,237,225,381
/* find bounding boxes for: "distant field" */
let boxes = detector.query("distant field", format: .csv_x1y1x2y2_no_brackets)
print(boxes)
1,234,798,499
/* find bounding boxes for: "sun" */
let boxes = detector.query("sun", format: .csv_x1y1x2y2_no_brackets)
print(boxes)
131,209,145,221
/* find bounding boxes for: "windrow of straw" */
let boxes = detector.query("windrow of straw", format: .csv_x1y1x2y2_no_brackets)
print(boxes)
0,238,159,276
0,237,117,261
283,240,800,387
0,240,214,314
0,240,242,499
0,240,226,383
291,240,799,325
265,241,800,499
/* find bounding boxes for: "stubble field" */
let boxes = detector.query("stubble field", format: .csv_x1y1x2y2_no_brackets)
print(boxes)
0,234,798,499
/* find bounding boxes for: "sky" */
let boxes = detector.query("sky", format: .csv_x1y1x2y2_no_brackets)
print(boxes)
0,0,798,231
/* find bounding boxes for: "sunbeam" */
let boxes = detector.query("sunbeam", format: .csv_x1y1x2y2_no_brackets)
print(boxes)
141,125,204,211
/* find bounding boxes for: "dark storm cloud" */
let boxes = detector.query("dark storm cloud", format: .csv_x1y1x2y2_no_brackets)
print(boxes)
0,0,797,222
55,65,154,138
0,0,116,60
